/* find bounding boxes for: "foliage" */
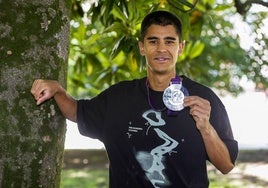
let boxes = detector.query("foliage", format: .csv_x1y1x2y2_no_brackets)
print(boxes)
68,0,268,98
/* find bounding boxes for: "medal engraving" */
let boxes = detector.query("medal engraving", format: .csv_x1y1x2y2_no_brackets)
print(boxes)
163,84,185,111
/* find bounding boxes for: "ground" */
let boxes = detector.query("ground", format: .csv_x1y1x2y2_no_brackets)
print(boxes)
62,149,268,187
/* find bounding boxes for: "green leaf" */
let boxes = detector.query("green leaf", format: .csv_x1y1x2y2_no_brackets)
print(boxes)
189,40,205,59
112,4,127,21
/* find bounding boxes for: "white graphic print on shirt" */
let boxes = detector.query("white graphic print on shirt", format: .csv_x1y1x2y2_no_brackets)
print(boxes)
135,109,179,188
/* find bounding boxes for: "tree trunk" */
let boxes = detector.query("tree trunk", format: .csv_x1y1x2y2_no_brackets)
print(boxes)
0,1,70,187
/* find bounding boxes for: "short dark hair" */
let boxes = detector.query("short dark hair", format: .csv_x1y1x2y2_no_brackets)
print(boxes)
140,10,182,42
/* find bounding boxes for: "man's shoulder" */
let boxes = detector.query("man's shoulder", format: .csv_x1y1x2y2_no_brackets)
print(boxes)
182,75,218,99
111,77,146,89
100,77,147,97
182,76,210,91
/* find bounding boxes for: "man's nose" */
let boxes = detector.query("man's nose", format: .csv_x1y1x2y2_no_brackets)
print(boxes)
157,42,167,52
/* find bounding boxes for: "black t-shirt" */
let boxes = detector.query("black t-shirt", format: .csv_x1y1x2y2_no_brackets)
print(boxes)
77,76,238,188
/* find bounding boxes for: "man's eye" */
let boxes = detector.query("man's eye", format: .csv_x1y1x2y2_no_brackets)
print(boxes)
166,40,175,44
149,40,157,44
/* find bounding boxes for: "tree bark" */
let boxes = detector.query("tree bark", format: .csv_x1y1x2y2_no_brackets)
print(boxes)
0,1,70,187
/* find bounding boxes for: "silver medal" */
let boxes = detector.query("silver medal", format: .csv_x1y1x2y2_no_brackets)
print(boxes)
163,84,185,111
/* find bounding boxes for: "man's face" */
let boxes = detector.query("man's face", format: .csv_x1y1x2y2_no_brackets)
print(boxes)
139,24,184,75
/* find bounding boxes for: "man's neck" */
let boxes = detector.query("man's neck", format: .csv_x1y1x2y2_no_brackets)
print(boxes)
147,72,176,91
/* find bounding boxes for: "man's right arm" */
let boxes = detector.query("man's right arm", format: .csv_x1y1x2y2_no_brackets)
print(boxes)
31,79,77,122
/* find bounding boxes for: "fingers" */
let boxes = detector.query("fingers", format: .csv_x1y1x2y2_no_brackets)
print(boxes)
31,79,53,105
31,79,41,100
36,90,51,105
184,96,211,123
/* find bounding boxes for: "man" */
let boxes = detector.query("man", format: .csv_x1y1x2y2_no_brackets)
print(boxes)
31,10,238,188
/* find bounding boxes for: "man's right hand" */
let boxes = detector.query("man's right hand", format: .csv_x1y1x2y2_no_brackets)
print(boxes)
31,79,61,105
31,79,77,122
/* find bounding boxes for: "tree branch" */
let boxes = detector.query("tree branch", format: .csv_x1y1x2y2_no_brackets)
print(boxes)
250,0,268,7
234,0,268,15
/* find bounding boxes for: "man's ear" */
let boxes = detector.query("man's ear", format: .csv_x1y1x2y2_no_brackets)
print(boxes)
178,40,185,55
138,41,145,56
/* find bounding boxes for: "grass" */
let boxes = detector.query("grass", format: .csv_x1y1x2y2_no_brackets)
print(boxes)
60,149,268,188
61,169,108,188
60,167,267,188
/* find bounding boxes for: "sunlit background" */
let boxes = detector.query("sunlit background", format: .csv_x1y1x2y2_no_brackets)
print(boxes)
65,4,268,150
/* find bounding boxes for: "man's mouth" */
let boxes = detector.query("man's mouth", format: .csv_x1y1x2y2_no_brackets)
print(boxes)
155,57,170,62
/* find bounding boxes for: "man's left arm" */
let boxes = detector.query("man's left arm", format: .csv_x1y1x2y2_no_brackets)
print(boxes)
184,96,235,174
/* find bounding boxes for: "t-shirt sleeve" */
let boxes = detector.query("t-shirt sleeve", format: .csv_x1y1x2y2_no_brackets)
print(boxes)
76,92,108,140
209,94,238,164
